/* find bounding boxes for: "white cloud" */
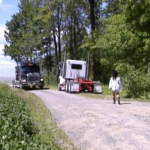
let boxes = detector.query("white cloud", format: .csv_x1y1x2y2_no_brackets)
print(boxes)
0,44,16,70
0,27,16,72
0,0,16,10
0,4,16,10
0,60,16,67
0,44,5,53
0,25,6,44
0,65,15,77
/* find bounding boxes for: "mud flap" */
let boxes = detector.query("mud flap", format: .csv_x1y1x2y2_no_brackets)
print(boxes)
93,81,102,93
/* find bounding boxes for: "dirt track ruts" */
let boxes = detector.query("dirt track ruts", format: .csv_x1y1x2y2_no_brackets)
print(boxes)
30,89,150,150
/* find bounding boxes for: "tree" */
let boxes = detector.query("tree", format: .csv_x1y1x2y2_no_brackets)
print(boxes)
4,0,43,62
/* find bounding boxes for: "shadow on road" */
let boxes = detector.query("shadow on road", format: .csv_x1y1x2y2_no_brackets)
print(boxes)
26,87,49,91
120,102,132,105
13,87,50,91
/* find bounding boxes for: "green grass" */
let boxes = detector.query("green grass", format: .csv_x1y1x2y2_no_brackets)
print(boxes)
1,83,76,150
79,84,150,102
1,81,149,149
0,84,42,149
47,83,150,102
13,87,76,150
47,84,58,90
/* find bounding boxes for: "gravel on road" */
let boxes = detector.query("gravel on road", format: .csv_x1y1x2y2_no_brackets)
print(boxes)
30,89,150,150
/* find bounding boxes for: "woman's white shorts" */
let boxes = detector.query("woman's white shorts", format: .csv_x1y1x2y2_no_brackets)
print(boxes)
112,90,119,93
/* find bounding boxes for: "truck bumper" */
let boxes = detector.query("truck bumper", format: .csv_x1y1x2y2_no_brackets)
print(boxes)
22,82,44,88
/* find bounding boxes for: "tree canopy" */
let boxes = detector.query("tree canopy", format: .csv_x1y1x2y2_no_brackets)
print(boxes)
4,0,150,98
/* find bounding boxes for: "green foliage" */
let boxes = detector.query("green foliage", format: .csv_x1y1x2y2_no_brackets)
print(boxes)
0,84,61,149
4,0,150,98
116,63,150,98
103,0,123,17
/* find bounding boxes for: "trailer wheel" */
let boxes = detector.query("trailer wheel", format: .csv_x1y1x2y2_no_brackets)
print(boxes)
57,78,61,91
69,81,72,93
20,83,23,89
58,84,61,91
40,86,43,89
66,80,68,93
66,80,69,93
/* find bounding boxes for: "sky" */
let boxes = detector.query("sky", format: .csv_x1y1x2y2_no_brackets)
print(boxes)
0,0,20,77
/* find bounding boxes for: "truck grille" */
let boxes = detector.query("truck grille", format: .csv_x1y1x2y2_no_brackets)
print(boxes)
28,75,39,82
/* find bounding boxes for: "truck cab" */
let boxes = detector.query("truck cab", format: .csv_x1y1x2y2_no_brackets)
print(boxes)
57,59,102,93
13,62,44,89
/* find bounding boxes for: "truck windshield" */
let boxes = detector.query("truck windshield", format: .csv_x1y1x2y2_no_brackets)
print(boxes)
71,64,82,70
21,66,40,73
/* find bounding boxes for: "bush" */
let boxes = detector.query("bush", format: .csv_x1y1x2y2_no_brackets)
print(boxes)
116,63,150,98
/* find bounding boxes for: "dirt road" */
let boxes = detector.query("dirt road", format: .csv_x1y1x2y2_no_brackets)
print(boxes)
30,89,150,150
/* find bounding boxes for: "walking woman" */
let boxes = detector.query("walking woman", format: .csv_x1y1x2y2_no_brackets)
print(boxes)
109,70,122,104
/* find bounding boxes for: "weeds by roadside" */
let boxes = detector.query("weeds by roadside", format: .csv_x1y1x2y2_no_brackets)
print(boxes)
47,83,150,102
0,83,76,150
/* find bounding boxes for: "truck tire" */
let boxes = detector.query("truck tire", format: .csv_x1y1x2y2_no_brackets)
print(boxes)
66,80,69,93
12,80,15,88
69,81,72,93
40,86,43,89
20,83,23,89
58,84,61,91
58,79,61,91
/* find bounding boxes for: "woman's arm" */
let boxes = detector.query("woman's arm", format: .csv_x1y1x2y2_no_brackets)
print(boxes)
109,77,112,89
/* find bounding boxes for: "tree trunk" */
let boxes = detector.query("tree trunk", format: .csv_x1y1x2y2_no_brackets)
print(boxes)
53,29,58,64
70,15,73,59
57,4,62,62
88,0,96,80
89,0,95,31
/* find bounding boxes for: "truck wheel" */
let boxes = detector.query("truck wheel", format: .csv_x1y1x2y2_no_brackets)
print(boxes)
12,81,15,88
66,80,69,93
69,81,72,93
40,86,43,89
93,85,96,93
58,84,61,91
20,83,23,89
13,83,16,88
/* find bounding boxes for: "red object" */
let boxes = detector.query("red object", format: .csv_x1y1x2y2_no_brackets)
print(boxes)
77,78,93,92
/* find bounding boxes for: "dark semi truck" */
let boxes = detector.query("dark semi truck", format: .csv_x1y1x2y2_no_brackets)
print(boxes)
12,62,44,89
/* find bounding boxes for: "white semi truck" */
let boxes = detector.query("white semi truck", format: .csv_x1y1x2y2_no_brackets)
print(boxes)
56,53,102,93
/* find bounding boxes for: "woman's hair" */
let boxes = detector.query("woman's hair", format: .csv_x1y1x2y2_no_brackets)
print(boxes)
112,70,118,79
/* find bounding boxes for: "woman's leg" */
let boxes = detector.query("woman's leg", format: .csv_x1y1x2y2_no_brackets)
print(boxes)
116,91,120,104
112,92,116,104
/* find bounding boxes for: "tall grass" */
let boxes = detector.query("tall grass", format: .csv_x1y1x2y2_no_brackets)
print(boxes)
0,83,76,150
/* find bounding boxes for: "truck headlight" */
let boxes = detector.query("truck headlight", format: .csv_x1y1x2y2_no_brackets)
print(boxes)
40,79,44,81
22,79,26,82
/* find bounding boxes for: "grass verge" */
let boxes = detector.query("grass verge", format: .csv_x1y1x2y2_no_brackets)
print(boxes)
2,83,76,150
79,84,150,102
47,83,150,102
46,84,57,90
